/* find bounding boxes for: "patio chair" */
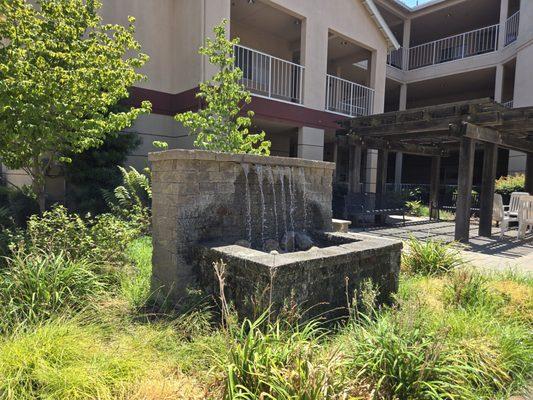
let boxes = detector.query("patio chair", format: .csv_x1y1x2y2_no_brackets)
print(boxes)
517,196,533,240
493,193,518,239
505,192,529,217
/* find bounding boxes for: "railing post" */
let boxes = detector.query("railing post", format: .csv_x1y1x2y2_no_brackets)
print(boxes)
268,56,272,98
461,33,465,59
432,42,436,65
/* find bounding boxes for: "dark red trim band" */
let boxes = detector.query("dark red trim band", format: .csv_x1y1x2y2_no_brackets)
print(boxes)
126,86,346,130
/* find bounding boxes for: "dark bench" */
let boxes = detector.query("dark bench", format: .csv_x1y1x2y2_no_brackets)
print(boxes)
344,192,406,226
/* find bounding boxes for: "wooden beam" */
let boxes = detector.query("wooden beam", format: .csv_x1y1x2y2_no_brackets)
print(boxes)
348,144,362,193
479,143,498,237
375,148,389,224
455,137,476,243
349,135,448,157
429,156,441,220
526,153,533,194
463,123,533,153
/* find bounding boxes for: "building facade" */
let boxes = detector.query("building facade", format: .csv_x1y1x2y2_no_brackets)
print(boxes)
374,0,532,185
2,0,532,201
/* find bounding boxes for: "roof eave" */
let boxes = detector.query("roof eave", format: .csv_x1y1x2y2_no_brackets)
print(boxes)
361,0,401,51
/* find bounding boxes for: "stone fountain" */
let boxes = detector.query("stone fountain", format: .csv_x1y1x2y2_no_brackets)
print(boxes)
149,149,401,317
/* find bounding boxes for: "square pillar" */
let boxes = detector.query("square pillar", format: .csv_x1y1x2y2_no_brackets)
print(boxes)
494,64,504,104
429,156,441,220
394,152,403,188
455,137,476,243
300,18,328,110
297,127,324,160
402,19,411,70
375,148,388,223
479,143,498,237
498,0,509,50
365,149,378,193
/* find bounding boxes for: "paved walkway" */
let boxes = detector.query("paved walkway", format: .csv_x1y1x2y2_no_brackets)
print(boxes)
351,217,533,275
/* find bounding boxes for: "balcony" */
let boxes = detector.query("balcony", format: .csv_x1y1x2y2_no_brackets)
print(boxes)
503,100,514,109
234,44,304,105
408,24,499,70
325,75,375,117
505,11,520,46
387,47,403,69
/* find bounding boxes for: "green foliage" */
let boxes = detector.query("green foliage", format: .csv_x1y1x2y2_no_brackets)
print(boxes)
103,166,152,234
0,0,151,207
443,269,499,310
175,20,271,155
0,186,39,228
495,174,525,197
405,200,429,217
24,205,139,266
152,140,169,150
0,251,104,330
65,131,141,215
224,314,347,399
121,237,153,309
402,237,466,276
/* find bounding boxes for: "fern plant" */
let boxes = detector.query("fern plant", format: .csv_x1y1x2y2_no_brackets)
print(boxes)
103,166,152,233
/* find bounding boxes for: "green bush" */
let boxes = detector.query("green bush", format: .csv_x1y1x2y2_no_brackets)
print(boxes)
224,314,347,399
402,237,466,276
495,174,525,197
24,205,139,267
405,200,429,217
0,251,104,330
0,186,39,228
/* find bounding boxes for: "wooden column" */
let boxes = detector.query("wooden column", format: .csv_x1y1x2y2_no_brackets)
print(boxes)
348,144,362,193
525,153,533,194
455,137,476,243
479,143,498,237
429,156,441,220
375,148,389,223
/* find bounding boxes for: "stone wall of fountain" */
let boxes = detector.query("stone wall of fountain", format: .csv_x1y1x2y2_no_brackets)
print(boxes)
149,149,335,300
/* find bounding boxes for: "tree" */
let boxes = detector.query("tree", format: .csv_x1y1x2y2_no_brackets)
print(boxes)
175,20,270,155
0,0,151,210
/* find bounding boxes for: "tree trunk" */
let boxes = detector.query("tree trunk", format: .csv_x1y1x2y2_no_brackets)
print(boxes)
31,163,46,213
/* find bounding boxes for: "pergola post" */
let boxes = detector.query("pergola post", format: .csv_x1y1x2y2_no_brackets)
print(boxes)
429,156,441,220
375,148,388,223
479,143,498,237
348,143,362,193
526,153,533,194
455,137,476,243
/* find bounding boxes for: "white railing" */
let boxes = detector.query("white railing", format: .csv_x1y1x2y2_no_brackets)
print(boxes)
408,24,499,70
502,100,514,108
387,47,403,69
233,44,304,104
325,75,374,117
505,11,520,46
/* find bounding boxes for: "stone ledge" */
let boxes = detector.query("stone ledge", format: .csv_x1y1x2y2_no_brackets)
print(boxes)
148,149,336,170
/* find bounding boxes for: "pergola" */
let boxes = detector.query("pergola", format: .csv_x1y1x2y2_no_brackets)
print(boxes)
341,98,533,243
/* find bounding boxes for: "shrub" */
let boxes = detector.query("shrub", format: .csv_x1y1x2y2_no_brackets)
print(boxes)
24,205,139,267
495,174,525,197
405,200,429,217
223,314,347,399
443,269,501,310
0,186,39,228
0,251,104,329
103,166,152,234
402,237,466,276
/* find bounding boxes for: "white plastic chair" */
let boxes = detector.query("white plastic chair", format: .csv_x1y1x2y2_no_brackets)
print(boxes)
493,193,518,239
506,192,529,217
517,196,533,239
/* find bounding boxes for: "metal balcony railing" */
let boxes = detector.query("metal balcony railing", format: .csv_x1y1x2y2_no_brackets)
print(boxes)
386,47,403,69
233,44,304,104
502,100,514,108
505,11,520,46
408,24,499,70
325,75,375,117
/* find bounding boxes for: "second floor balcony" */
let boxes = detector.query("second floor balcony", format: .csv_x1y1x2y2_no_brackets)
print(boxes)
388,11,520,71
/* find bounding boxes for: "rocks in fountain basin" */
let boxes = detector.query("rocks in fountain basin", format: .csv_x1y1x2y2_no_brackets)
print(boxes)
281,231,314,252
280,231,296,252
263,239,280,253
295,232,314,251
235,239,251,248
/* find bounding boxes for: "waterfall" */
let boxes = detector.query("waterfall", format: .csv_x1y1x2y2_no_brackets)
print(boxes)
287,166,295,233
279,167,288,239
299,167,307,232
241,164,252,243
255,164,266,246
267,167,279,241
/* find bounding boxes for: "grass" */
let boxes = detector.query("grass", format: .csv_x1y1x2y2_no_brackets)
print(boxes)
0,236,531,399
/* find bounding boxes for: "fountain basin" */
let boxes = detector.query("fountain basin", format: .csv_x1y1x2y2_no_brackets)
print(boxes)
149,149,401,311
196,231,401,318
